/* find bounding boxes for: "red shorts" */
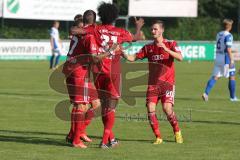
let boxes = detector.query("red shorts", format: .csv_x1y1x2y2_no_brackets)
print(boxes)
146,83,175,105
93,73,121,99
66,75,98,105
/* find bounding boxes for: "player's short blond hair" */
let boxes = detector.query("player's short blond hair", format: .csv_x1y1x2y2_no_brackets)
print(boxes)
223,19,233,29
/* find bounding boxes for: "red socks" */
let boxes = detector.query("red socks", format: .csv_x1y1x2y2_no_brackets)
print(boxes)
167,112,180,133
148,112,161,138
68,107,76,139
72,109,85,144
102,108,115,144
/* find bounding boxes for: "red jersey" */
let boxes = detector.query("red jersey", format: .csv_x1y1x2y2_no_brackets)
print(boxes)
136,39,181,85
86,24,133,74
63,25,98,77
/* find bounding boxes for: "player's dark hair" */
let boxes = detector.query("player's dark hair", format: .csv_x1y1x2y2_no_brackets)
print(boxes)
74,14,83,21
152,20,165,29
73,19,83,27
83,10,96,24
97,2,119,24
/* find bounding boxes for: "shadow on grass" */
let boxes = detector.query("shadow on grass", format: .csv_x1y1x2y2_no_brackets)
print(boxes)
191,120,240,126
0,135,68,147
0,130,71,147
0,130,169,147
89,135,175,144
0,130,66,136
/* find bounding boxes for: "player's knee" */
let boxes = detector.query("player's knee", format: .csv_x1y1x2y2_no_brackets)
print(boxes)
74,104,88,112
107,98,118,109
103,129,111,134
229,76,235,80
213,76,219,80
146,102,156,112
162,103,173,115
92,99,101,109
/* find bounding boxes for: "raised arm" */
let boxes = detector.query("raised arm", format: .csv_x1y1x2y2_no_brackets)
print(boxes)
132,17,145,41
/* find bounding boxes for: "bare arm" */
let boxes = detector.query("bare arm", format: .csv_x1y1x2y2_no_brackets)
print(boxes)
50,37,54,50
132,17,145,41
91,52,112,64
70,26,87,35
91,44,122,63
122,52,137,62
227,47,234,66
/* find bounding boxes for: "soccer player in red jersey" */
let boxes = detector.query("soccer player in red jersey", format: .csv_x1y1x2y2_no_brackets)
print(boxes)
92,3,144,148
70,3,144,148
68,14,83,40
63,10,110,148
123,20,184,144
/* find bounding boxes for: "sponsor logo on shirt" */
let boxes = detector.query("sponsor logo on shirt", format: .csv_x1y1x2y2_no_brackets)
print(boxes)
152,54,164,60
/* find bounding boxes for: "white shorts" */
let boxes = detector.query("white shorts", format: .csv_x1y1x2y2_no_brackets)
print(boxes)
212,64,229,78
52,49,61,56
212,53,235,78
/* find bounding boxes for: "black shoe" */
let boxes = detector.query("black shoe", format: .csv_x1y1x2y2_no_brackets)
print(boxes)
65,135,73,144
99,143,110,149
109,139,119,148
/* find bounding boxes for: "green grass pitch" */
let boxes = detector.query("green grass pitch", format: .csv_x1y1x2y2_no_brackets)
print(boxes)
0,61,239,160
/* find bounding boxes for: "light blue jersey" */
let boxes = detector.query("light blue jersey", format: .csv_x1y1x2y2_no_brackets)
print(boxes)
216,31,233,64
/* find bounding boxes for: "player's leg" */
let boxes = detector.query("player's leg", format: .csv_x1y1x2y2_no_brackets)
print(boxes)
49,50,56,69
228,65,238,101
65,75,88,148
78,79,101,142
161,85,183,143
93,73,120,148
147,102,162,144
92,73,111,147
66,106,76,143
162,103,183,143
203,56,226,101
202,76,218,101
202,64,222,101
54,50,61,69
146,85,162,144
65,76,76,142
101,98,118,148
72,103,88,148
80,99,101,142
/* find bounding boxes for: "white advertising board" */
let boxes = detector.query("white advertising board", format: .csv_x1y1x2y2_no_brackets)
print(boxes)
0,39,69,60
129,0,198,17
2,0,112,21
0,0,3,17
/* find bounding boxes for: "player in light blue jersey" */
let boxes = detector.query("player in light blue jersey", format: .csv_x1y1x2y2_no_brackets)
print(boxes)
202,19,238,102
49,21,62,70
